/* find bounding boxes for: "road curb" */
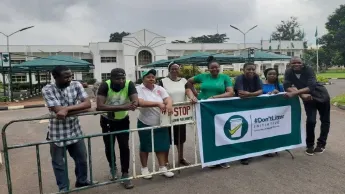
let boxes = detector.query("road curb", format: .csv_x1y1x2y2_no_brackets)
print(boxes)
0,99,95,111
0,104,47,111
321,82,333,85
333,102,345,110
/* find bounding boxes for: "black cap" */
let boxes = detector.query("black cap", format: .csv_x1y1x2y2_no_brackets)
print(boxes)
110,68,126,77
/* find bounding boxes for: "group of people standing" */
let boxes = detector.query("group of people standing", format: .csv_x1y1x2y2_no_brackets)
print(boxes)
42,55,330,192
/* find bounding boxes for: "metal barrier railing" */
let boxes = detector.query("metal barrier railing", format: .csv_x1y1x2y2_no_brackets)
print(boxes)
1,102,200,194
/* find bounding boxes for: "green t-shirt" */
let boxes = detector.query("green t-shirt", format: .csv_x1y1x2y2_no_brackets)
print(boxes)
194,73,233,100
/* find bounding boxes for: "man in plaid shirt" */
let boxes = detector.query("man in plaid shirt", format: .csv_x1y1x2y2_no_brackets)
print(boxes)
42,65,93,192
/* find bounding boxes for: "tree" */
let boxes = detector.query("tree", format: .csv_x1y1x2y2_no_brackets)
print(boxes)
109,31,130,42
189,33,229,43
171,40,187,43
303,48,331,70
271,17,305,41
320,4,345,65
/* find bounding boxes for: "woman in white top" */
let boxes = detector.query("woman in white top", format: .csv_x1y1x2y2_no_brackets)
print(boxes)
136,69,174,179
159,63,190,166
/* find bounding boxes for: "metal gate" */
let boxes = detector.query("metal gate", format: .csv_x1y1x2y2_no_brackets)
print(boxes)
1,102,200,194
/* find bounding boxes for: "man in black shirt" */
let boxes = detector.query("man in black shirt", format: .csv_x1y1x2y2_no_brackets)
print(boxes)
283,57,330,156
96,68,138,189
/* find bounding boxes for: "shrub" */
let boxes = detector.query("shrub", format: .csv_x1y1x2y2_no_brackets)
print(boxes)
85,78,97,85
180,65,202,79
331,94,345,106
0,96,8,102
222,70,242,78
316,75,329,83
194,83,201,92
279,76,284,83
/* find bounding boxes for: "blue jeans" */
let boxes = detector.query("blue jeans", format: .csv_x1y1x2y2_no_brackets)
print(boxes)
50,140,88,191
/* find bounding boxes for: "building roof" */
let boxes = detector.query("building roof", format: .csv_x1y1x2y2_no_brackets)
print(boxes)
14,55,93,71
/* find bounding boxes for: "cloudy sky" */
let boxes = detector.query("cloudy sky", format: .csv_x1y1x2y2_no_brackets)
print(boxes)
0,0,343,46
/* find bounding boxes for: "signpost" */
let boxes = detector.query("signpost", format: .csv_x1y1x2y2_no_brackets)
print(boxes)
1,53,10,99
160,104,194,125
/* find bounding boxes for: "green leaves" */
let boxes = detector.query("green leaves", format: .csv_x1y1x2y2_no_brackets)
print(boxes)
109,31,130,42
271,16,305,41
189,33,229,43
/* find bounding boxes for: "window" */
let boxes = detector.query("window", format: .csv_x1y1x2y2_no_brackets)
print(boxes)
167,56,180,60
100,57,116,63
138,50,152,66
101,73,111,81
12,74,27,83
35,74,51,82
287,52,294,56
10,59,26,64
274,64,279,70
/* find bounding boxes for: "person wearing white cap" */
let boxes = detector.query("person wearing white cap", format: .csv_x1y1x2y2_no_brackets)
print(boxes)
136,69,175,179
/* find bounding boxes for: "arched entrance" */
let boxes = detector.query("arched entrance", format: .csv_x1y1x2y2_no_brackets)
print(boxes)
137,50,153,80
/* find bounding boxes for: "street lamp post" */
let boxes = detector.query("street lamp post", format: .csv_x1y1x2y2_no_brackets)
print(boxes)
0,26,34,101
229,25,258,49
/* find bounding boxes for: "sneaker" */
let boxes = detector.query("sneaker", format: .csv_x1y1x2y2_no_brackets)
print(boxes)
220,163,230,169
75,180,98,188
141,167,152,179
305,147,314,156
314,146,325,154
240,159,250,165
159,166,174,178
108,169,118,181
121,173,134,189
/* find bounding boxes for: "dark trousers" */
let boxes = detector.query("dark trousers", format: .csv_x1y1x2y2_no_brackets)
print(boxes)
50,140,88,191
304,100,331,148
100,116,130,174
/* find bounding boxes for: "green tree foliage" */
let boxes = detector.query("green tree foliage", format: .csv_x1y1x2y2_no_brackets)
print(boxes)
303,48,334,70
319,4,345,65
271,16,307,48
109,31,130,42
171,40,187,43
189,33,229,43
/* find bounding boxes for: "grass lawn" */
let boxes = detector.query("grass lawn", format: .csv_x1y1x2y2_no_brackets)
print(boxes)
317,72,345,79
331,94,345,106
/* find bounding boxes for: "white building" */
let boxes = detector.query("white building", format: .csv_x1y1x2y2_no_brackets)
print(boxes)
0,29,304,84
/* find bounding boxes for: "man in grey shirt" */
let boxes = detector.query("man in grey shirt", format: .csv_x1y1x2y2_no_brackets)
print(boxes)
283,57,330,156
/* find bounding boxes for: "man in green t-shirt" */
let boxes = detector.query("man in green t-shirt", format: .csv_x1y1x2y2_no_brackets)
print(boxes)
96,68,138,189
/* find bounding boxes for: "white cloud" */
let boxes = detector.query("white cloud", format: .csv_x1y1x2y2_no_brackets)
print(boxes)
0,0,343,45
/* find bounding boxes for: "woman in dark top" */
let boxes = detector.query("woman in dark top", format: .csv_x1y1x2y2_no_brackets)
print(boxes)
234,63,263,165
263,68,284,94
234,63,263,98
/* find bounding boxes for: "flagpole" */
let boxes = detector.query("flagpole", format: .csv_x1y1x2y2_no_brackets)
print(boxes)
316,44,319,73
315,26,319,73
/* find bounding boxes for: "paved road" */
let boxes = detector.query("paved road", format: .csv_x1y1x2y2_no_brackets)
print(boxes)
1,81,345,194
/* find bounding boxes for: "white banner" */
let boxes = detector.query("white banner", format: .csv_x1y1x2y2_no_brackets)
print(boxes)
214,105,292,146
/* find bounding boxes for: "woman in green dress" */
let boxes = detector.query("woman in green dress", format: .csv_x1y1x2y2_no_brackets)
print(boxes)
186,56,234,168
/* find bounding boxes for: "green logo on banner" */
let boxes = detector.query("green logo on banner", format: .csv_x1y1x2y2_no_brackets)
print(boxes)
223,115,249,140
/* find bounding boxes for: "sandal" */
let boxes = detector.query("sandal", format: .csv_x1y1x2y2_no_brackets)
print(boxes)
179,159,191,166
